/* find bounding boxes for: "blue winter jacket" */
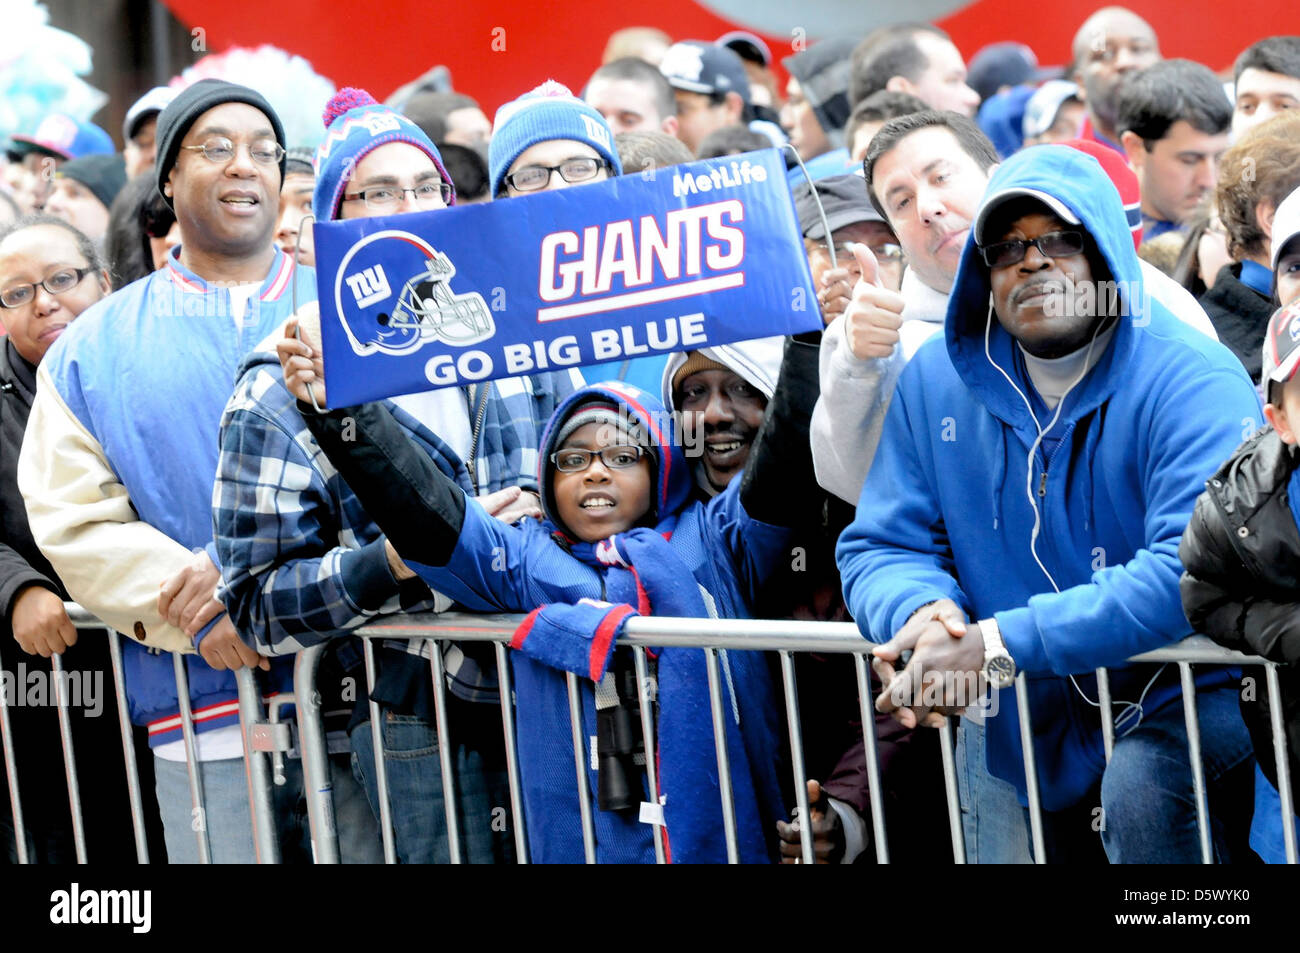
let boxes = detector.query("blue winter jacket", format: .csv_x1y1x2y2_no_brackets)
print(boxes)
337,381,791,862
836,146,1263,810
29,248,304,743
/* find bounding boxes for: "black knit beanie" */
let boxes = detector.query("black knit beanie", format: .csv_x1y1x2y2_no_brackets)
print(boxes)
154,79,286,208
57,154,128,210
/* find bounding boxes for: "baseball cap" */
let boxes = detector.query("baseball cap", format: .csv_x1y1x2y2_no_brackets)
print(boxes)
1022,80,1081,140
783,37,856,138
660,41,751,104
716,31,772,68
1262,300,1300,388
974,187,1081,245
10,115,114,161
123,87,178,142
1271,185,1300,273
967,43,1056,102
793,173,885,239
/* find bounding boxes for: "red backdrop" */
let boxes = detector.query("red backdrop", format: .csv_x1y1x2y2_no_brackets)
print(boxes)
161,0,1293,112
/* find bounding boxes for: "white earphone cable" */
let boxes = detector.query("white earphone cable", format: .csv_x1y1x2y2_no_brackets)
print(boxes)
983,296,1162,733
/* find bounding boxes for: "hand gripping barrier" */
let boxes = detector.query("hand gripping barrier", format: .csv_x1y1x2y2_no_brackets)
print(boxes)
3,608,1292,864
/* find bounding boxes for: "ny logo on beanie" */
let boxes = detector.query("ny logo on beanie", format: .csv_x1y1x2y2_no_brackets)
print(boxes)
580,115,612,150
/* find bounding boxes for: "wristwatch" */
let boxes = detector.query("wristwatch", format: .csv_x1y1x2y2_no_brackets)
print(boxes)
978,617,1016,690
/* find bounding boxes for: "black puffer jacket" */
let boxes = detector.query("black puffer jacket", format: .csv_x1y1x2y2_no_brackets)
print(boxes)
1179,425,1300,812
1199,263,1274,381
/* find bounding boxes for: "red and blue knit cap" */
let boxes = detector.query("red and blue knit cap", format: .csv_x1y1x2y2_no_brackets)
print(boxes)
488,80,622,198
313,87,455,222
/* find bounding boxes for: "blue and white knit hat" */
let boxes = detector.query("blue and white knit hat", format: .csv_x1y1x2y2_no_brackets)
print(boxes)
313,87,455,222
488,80,622,197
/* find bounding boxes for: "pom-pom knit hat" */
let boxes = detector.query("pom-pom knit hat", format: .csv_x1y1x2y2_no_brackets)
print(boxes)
488,80,622,198
313,87,455,222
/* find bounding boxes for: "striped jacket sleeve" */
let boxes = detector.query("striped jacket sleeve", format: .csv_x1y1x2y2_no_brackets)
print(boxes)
17,363,195,653
213,375,451,656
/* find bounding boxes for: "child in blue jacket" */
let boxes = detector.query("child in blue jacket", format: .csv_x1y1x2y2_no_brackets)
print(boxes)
278,333,821,862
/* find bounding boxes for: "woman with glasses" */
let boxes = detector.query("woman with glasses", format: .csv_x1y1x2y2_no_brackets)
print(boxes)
0,214,140,862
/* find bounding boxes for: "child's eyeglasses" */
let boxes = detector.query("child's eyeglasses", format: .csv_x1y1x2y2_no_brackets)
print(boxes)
551,445,644,472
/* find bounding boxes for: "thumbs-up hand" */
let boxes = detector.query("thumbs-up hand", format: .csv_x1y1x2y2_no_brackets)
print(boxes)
838,242,905,361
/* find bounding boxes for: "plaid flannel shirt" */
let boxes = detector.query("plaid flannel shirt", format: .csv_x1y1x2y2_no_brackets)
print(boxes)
214,350,580,702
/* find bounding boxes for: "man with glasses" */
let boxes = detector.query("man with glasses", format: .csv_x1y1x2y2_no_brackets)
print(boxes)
836,144,1259,862
812,114,1221,863
492,80,674,395
489,80,621,198
796,174,904,311
19,80,344,863
216,87,578,863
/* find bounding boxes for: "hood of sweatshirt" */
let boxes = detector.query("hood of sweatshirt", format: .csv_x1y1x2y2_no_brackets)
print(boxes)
945,144,1157,434
659,336,784,412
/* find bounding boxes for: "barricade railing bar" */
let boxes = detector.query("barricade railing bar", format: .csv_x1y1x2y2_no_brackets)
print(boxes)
1,607,1293,866
0,605,282,864
340,613,1297,867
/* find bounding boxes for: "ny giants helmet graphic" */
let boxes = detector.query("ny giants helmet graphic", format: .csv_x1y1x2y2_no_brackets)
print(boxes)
333,230,495,356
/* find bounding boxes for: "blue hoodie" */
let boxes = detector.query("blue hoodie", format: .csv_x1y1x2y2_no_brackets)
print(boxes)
836,146,1262,810
394,381,789,862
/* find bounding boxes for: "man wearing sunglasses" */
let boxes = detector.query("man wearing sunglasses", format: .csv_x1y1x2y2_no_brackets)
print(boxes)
836,143,1260,863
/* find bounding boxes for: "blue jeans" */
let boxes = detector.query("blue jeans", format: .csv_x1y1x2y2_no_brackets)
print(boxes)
350,702,515,864
1051,683,1255,863
153,750,383,864
1249,763,1300,863
956,715,1032,863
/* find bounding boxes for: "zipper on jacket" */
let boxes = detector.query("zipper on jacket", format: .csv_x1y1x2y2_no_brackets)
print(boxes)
1036,423,1074,500
466,382,493,495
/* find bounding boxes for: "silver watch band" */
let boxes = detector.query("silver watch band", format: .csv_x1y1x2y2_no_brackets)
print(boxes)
979,617,1005,659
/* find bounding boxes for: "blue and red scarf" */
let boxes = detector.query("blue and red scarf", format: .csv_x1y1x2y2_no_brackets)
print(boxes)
511,523,780,863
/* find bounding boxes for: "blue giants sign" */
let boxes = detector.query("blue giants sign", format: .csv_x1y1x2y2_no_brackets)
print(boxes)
312,148,819,406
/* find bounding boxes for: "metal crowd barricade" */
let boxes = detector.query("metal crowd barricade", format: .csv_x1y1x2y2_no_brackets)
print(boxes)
282,613,1293,866
3,607,1294,865
0,605,284,864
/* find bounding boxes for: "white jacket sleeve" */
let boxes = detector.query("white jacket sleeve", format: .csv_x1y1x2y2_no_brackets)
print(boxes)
18,364,196,654
810,314,904,506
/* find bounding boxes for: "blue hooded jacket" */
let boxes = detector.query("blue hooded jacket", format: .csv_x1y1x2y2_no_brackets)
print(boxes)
402,381,789,862
836,145,1262,810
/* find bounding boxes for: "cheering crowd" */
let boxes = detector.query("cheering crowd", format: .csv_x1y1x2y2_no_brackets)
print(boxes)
3,8,1300,864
